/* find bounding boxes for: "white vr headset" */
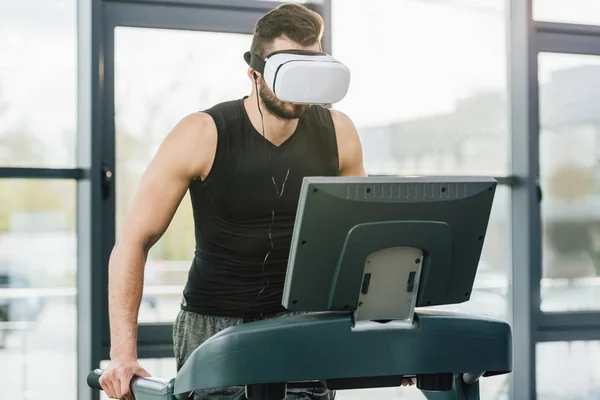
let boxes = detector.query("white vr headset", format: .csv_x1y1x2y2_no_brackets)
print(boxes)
244,49,351,105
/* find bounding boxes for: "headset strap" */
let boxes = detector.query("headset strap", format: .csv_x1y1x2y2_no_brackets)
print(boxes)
244,51,266,74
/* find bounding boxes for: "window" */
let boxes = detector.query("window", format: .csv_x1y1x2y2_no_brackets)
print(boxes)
0,0,77,167
114,27,253,323
331,0,509,176
538,52,600,312
0,179,76,399
534,0,600,26
537,341,600,399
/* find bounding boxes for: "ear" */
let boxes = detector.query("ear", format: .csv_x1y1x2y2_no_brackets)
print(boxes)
247,67,260,82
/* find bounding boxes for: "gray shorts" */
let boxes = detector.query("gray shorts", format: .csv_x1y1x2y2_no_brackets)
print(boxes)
173,309,332,399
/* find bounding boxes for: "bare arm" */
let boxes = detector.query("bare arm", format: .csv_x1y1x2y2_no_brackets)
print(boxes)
101,113,217,399
330,109,367,177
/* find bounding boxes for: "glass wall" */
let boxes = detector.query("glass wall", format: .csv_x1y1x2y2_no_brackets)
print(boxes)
534,0,600,25
0,181,77,399
538,52,600,312
0,0,77,168
0,1,78,399
533,3,600,400
331,0,509,177
536,341,600,399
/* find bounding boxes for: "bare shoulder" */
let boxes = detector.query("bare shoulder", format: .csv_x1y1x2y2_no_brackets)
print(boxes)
170,112,217,148
329,109,357,137
159,112,218,180
329,109,367,176
329,109,362,154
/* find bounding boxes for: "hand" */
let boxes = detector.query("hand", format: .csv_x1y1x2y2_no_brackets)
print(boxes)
99,358,151,399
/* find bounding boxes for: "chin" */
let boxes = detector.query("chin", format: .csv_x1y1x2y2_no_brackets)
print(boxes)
267,99,309,120
284,103,309,115
260,87,309,120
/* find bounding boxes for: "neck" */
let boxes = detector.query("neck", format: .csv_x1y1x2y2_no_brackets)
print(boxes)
244,92,299,146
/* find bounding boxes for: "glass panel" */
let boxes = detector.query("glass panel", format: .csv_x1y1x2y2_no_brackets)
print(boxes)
115,27,253,323
0,179,76,399
331,0,508,176
100,358,177,400
534,0,600,26
0,0,76,167
538,53,600,312
537,341,600,399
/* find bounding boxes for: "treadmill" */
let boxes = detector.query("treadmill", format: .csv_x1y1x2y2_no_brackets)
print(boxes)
88,176,512,400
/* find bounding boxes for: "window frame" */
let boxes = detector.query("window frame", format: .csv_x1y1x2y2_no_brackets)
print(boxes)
534,22,600,339
510,1,600,398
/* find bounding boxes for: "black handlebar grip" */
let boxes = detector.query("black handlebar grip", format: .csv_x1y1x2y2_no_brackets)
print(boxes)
87,369,104,390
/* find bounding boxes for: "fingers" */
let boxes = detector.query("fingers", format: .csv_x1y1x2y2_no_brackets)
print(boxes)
99,369,133,399
109,380,122,399
401,378,415,387
120,370,133,399
99,374,115,399
98,361,152,399
100,373,121,399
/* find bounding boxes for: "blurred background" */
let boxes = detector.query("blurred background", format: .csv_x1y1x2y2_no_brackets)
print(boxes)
1,0,600,399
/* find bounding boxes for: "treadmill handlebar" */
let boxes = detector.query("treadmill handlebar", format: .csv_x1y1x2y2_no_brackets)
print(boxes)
86,369,103,390
87,368,173,397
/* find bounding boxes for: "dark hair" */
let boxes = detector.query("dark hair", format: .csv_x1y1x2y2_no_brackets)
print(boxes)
251,3,324,58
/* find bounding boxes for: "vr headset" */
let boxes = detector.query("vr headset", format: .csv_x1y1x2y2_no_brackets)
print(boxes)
244,49,351,105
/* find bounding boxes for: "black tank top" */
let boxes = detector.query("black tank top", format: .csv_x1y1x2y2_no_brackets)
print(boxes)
181,98,339,319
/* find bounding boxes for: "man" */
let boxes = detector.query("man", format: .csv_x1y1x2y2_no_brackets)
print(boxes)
100,3,412,399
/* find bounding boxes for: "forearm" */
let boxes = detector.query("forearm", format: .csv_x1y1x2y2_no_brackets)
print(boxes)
108,240,149,360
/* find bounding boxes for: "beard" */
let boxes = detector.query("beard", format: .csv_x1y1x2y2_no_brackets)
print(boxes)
259,85,310,120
